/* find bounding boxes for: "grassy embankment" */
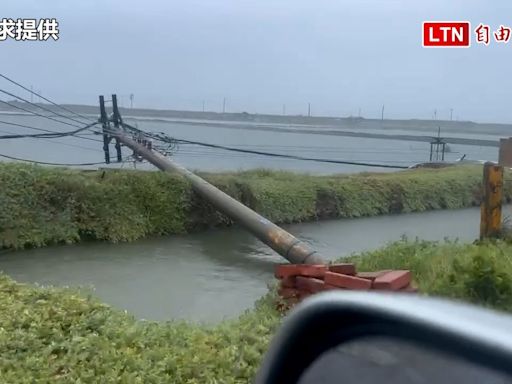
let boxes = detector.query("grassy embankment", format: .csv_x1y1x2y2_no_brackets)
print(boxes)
2,240,512,382
2,162,512,381
2,162,509,250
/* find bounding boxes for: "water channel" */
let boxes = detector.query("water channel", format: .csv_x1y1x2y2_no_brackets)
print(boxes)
1,206,508,323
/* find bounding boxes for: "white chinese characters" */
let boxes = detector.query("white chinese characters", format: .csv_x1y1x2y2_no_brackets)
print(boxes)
0,18,59,41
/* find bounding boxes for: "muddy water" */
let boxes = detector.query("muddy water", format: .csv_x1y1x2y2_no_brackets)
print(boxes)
0,206,508,323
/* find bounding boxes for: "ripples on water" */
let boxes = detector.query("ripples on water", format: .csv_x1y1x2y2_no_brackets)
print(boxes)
1,207,508,322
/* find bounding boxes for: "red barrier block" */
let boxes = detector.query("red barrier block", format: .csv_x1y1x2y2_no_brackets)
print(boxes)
296,276,325,293
373,270,411,291
324,271,372,290
277,287,300,299
356,270,392,281
280,276,297,288
328,263,356,275
275,264,327,279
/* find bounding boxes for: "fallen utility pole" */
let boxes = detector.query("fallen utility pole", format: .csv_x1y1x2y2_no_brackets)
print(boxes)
103,94,324,265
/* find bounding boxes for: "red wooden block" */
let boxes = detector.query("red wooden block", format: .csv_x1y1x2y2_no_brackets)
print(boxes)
296,276,325,293
275,264,327,279
280,276,297,288
356,270,392,281
277,287,300,299
324,271,372,290
328,263,356,275
373,270,411,291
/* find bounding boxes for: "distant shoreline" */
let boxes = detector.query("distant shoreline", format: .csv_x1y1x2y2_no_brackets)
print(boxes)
0,107,502,148
1,101,511,137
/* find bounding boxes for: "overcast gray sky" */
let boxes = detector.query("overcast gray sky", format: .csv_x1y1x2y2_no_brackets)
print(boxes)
2,0,512,123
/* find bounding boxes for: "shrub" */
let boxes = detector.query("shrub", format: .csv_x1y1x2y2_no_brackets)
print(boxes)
2,163,508,250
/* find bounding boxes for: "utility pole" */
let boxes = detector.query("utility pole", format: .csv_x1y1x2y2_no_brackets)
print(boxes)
436,126,440,160
103,98,325,265
381,105,385,120
130,94,134,109
99,95,110,164
111,95,123,163
222,97,226,113
308,102,311,117
434,109,437,120
429,126,446,162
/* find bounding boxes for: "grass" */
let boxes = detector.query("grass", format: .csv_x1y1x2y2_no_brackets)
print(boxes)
345,238,512,311
2,240,512,382
0,275,281,383
2,163,509,250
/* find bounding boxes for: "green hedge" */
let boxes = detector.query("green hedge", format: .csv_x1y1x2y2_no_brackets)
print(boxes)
0,274,280,383
1,163,508,250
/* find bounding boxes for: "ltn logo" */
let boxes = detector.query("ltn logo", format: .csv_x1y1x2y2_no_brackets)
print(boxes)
423,22,471,47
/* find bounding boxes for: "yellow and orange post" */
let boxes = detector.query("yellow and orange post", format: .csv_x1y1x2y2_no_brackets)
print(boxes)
480,162,503,240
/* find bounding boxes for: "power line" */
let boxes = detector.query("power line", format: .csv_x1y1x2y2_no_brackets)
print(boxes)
0,128,103,153
177,142,432,154
0,152,105,167
0,120,100,140
175,149,416,163
0,88,91,127
173,138,408,169
119,122,409,169
0,118,61,134
0,119,102,143
0,99,94,130
0,73,95,123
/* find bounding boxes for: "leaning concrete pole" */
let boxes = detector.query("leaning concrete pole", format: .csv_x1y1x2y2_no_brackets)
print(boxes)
105,99,324,264
111,130,324,264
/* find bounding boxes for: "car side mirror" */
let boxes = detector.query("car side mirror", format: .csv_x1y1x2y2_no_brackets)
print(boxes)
255,292,512,384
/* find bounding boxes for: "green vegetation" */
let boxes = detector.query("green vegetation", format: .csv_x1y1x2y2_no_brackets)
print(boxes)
0,274,280,383
1,163,510,250
346,239,512,311
3,239,512,382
